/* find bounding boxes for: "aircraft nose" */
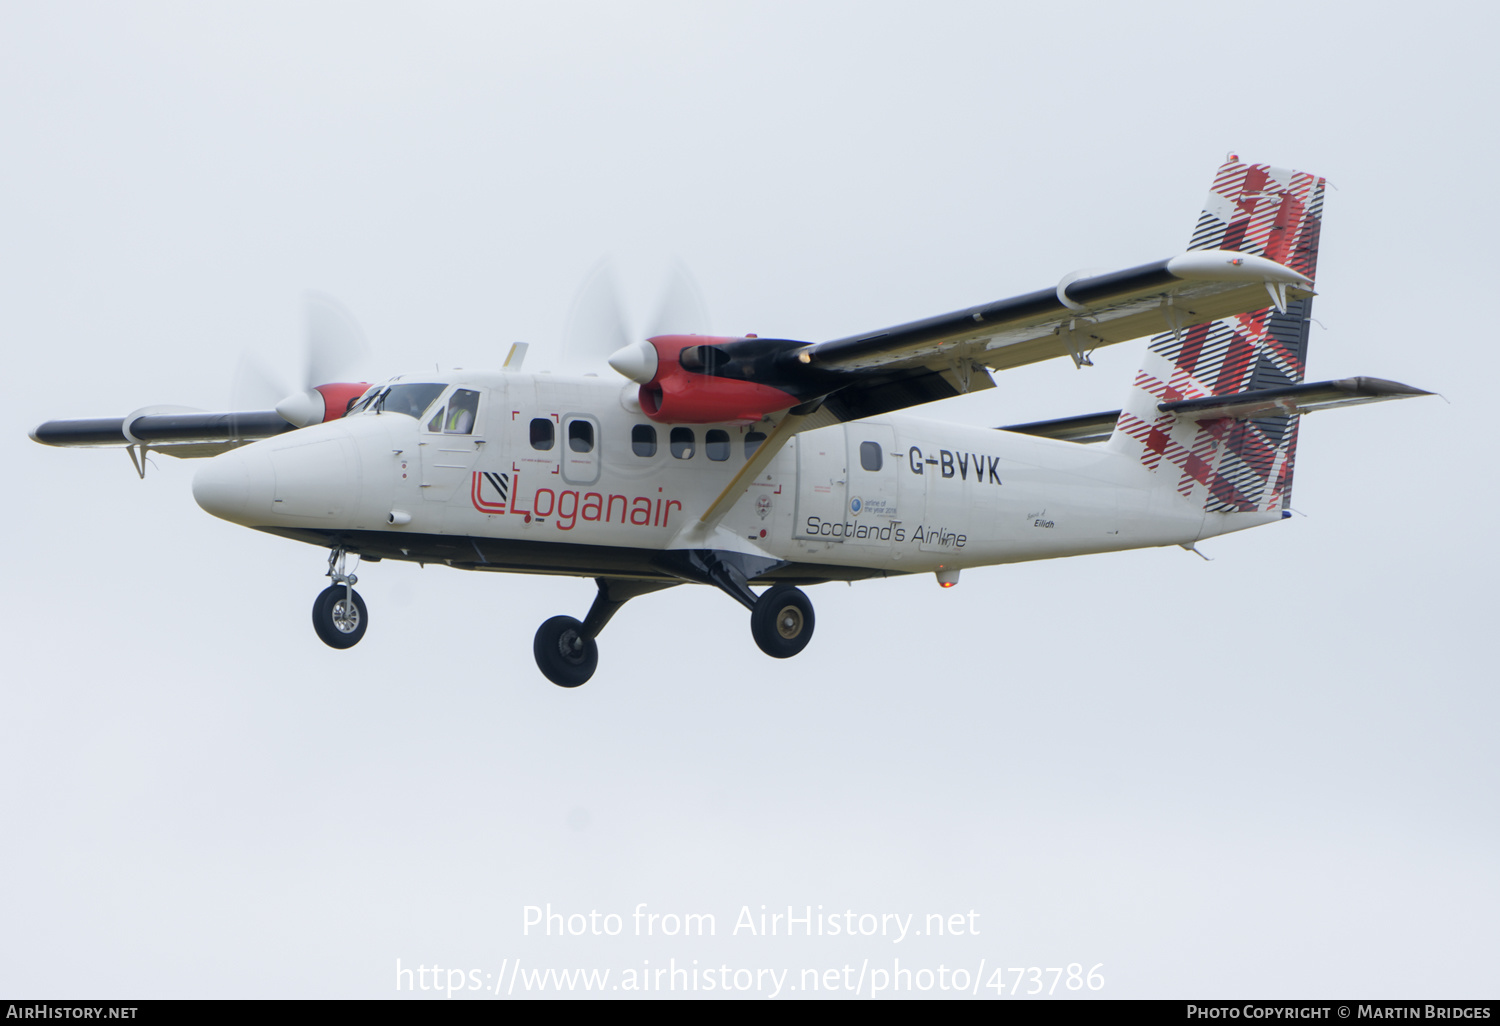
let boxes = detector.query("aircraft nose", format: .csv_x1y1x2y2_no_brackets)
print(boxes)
193,449,271,524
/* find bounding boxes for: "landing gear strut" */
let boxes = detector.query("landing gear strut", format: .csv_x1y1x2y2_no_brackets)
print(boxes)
533,578,676,688
313,546,367,649
655,549,817,660
530,562,819,687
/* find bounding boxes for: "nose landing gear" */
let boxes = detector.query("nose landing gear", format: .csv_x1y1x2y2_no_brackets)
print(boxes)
312,546,368,649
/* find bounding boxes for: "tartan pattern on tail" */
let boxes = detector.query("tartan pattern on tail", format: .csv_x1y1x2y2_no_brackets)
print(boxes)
1112,158,1325,513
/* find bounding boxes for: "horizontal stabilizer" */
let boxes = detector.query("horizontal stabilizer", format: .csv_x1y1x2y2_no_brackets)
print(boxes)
1001,378,1430,445
1160,377,1431,421
999,410,1121,444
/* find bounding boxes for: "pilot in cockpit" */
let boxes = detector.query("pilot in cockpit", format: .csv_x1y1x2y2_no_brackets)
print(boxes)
444,388,479,434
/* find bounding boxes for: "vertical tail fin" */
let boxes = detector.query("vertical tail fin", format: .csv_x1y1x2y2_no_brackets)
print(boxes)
1109,156,1327,513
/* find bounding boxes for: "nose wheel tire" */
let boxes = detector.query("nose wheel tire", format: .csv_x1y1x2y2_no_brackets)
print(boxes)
312,585,368,649
751,584,814,659
534,615,599,688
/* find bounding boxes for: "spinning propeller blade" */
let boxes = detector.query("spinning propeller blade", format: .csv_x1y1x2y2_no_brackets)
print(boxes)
230,293,371,426
557,258,711,376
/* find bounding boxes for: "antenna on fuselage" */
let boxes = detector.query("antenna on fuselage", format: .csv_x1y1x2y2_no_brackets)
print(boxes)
504,342,529,371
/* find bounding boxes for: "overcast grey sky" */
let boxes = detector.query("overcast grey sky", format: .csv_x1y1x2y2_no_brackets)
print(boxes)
3,1,1495,999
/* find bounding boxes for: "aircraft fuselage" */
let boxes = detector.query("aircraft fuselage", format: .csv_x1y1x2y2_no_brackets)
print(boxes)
192,370,1275,585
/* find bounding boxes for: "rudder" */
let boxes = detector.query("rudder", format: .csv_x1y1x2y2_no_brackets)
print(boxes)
1109,156,1327,514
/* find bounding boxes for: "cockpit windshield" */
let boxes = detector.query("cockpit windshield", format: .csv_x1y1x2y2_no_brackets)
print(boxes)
349,383,447,420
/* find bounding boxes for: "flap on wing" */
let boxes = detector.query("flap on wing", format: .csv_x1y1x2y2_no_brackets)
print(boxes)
1161,377,1433,421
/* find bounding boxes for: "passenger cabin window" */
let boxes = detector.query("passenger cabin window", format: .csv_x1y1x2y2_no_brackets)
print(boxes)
568,419,595,453
860,441,883,472
744,431,767,459
706,430,730,461
670,427,695,459
530,418,555,451
632,425,657,457
445,389,480,434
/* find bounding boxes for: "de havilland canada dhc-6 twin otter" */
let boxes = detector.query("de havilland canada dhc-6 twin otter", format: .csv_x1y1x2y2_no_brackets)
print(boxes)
32,157,1430,686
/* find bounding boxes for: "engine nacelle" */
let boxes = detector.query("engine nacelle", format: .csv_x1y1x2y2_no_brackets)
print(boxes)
610,335,802,424
274,382,371,427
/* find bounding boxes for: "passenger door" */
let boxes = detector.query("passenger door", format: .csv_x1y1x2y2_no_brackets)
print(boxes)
793,427,847,542
844,423,899,543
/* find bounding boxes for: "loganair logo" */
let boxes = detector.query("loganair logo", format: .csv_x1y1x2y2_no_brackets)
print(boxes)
472,471,510,513
472,471,682,532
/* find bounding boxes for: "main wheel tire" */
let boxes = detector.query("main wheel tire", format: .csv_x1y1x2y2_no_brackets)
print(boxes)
534,615,599,688
751,584,815,659
312,584,368,649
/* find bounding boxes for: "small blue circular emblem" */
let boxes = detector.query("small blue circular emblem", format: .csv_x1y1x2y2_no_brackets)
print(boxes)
850,497,862,514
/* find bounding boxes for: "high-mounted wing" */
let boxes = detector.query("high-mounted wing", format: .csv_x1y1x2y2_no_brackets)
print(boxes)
29,408,298,474
804,250,1310,401
30,295,372,472
610,158,1327,427
30,410,296,452
609,254,1314,426
620,157,1332,538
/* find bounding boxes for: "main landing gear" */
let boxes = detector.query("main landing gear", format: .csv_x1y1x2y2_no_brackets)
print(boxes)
532,578,668,689
531,575,816,688
749,583,815,659
533,615,598,688
312,547,367,649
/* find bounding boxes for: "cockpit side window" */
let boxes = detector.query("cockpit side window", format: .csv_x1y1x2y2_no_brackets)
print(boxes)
349,386,381,415
356,382,446,420
444,389,480,434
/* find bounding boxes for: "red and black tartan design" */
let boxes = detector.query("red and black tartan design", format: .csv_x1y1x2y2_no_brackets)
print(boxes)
1114,159,1325,513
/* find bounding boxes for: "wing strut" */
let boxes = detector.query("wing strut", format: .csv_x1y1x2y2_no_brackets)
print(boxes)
694,408,823,531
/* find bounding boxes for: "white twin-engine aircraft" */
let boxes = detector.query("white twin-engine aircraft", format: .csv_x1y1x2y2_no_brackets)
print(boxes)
32,157,1429,686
